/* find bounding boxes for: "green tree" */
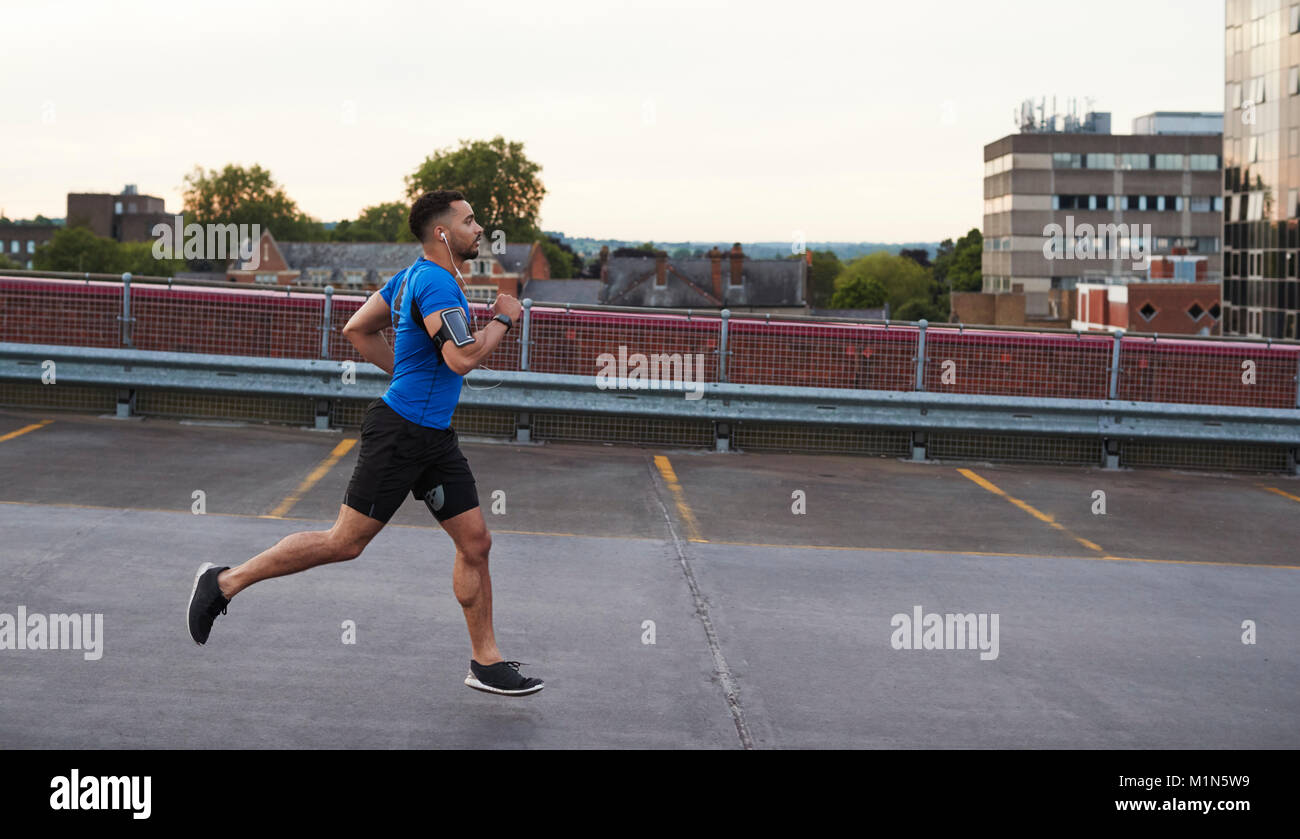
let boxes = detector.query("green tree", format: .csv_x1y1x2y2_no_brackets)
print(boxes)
182,163,326,241
332,202,414,242
932,228,982,294
405,136,545,240
895,298,947,322
807,249,843,308
829,275,887,308
33,227,120,272
119,240,186,276
539,238,576,278
834,251,929,311
0,253,20,270
33,227,184,276
670,247,692,259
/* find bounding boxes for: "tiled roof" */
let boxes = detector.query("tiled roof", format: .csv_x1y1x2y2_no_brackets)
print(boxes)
601,256,804,308
498,243,535,274
521,279,602,305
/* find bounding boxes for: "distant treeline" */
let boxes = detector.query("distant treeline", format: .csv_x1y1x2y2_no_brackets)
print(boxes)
547,235,940,263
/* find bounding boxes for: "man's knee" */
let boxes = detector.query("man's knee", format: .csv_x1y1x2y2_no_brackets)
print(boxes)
328,530,374,562
459,529,491,564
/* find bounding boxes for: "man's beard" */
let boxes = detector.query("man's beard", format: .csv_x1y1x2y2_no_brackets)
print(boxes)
457,239,481,261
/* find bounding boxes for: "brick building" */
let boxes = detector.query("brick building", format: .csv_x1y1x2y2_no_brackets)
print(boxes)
0,222,58,269
65,185,170,243
1072,282,1222,335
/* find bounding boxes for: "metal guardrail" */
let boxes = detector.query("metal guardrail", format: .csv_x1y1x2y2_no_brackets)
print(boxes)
6,268,1300,344
3,342,1297,471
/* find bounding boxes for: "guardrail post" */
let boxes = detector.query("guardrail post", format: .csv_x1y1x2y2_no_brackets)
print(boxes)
1108,328,1124,400
717,308,731,383
116,272,136,417
520,298,533,372
119,272,134,348
320,285,334,359
315,285,335,430
516,298,534,442
1103,328,1125,469
911,319,929,461
715,309,732,452
913,318,928,391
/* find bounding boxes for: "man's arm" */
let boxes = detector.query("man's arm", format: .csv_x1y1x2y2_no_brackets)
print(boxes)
341,292,395,376
424,294,522,376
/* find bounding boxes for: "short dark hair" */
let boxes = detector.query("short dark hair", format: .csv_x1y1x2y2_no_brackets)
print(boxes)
408,190,465,242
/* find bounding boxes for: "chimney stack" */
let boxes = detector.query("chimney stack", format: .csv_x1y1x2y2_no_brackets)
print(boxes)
728,242,744,291
599,245,610,284
655,251,667,286
708,246,723,300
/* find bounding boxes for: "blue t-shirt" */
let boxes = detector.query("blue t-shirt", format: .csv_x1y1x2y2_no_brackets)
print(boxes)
378,257,470,428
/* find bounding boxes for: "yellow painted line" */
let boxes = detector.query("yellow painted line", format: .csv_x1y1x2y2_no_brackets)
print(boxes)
653,455,705,542
1258,484,1300,504
262,438,357,519
957,467,1107,555
694,537,1300,570
0,420,53,442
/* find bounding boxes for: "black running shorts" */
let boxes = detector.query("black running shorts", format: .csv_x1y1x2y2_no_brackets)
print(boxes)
344,397,479,524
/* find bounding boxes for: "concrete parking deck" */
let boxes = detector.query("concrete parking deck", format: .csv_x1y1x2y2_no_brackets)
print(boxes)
1,406,1296,748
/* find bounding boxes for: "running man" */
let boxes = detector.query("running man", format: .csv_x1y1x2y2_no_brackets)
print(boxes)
186,189,543,697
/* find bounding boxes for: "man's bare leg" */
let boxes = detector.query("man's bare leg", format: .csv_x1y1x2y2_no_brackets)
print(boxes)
440,506,503,665
217,504,385,599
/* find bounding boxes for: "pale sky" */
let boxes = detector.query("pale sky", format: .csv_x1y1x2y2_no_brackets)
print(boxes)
2,0,1224,243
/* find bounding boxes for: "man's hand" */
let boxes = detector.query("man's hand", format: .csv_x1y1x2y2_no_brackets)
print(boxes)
491,294,522,322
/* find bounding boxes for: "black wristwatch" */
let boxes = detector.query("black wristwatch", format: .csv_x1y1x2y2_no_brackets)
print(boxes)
491,313,514,332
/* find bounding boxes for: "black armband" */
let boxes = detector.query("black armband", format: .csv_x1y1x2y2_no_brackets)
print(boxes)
433,307,475,350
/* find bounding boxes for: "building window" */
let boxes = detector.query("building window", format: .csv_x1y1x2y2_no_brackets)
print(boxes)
1139,302,1158,321
984,154,1012,176
1290,190,1298,218
114,201,123,215
1052,152,1082,168
984,195,1010,214
254,273,277,284
26,260,33,269
1085,153,1115,169
343,270,365,287
9,241,17,254
305,268,332,286
1291,4,1299,33
26,240,35,254
1154,154,1184,170
1121,153,1150,170
1291,67,1300,96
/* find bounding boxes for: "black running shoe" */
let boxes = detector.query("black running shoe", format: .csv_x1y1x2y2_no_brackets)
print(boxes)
187,562,231,645
464,659,545,696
